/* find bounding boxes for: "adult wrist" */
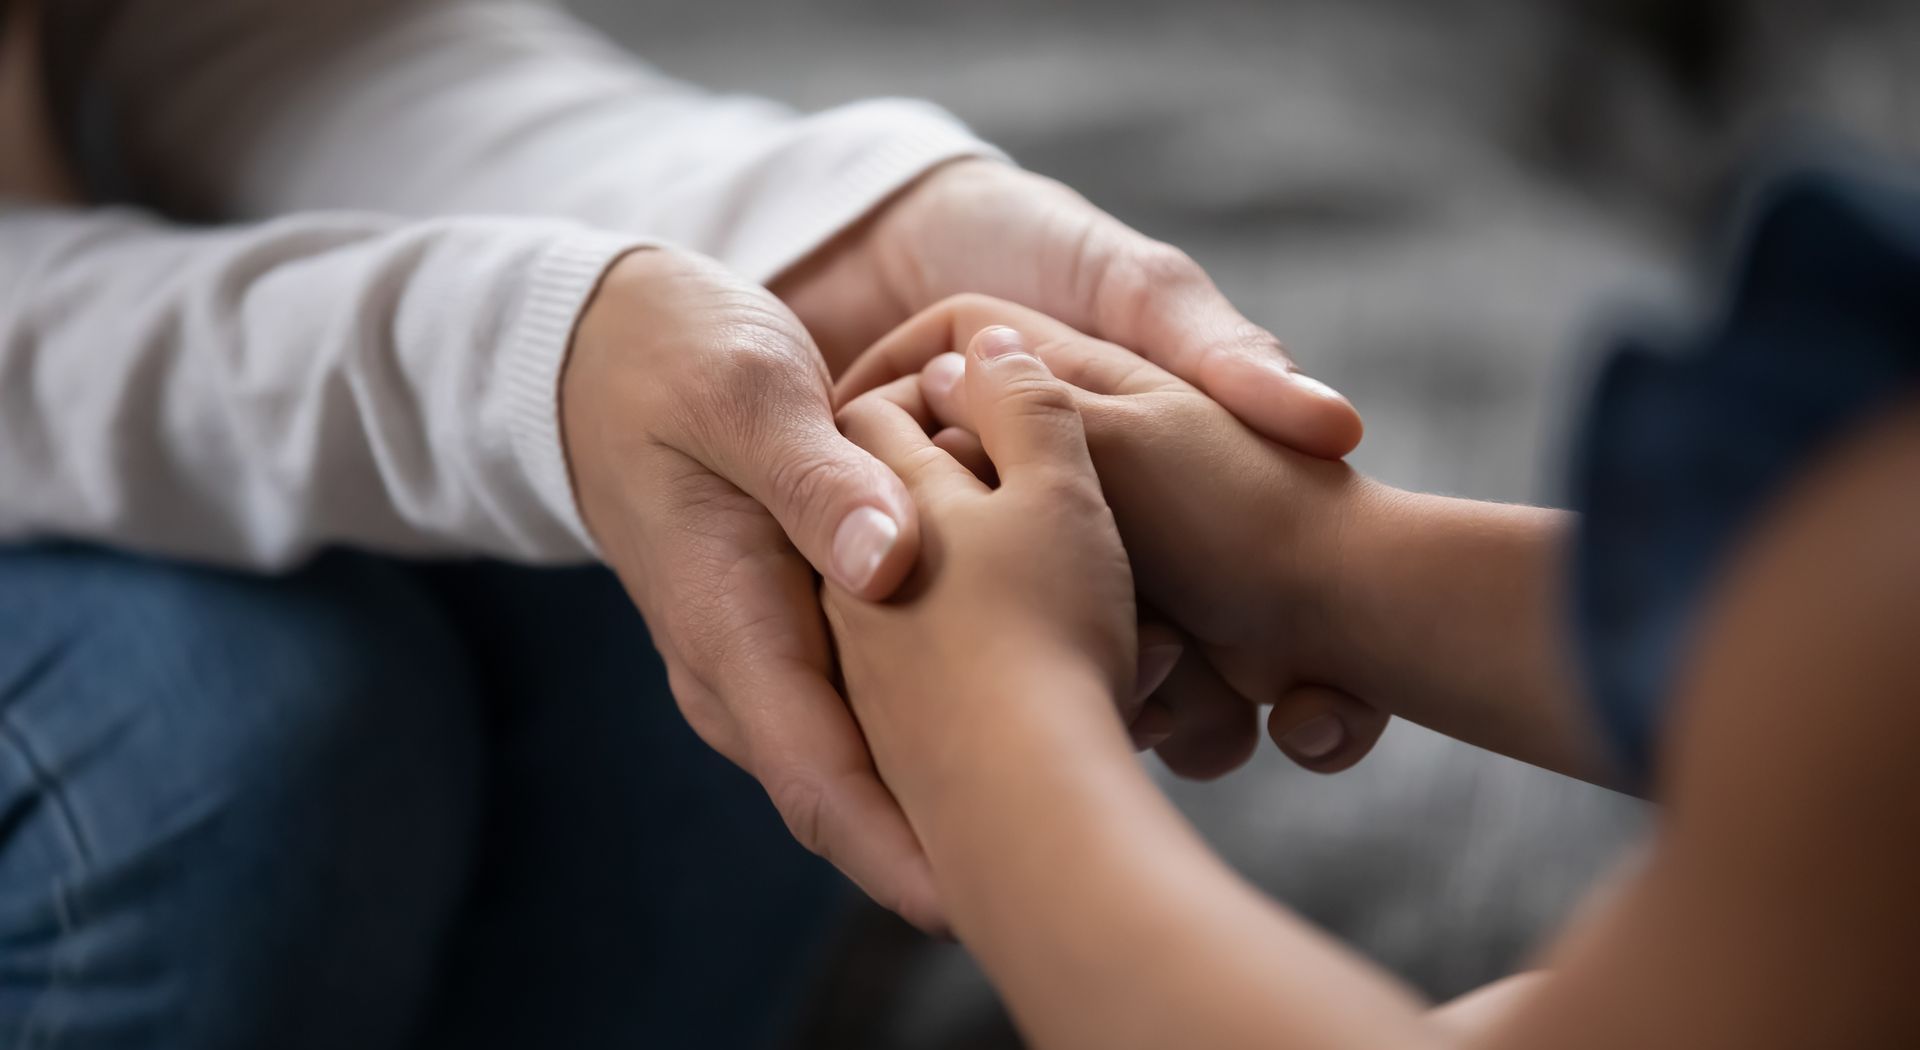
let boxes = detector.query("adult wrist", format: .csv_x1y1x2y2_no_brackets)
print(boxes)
734,100,1007,285
503,232,657,559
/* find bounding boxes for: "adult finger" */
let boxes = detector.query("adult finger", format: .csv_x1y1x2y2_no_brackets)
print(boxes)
922,344,1148,436
834,295,962,403
1267,685,1392,774
920,352,970,426
638,484,947,933
748,672,948,933
835,376,987,502
687,334,922,603
843,294,1183,407
1079,238,1364,458
960,326,1097,487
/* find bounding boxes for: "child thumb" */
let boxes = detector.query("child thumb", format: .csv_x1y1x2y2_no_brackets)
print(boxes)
963,326,1095,487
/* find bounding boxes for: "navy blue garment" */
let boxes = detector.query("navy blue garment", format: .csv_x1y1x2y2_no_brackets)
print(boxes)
0,546,845,1050
1572,165,1920,790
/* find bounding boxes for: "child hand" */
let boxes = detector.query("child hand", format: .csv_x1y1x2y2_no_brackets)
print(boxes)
822,327,1140,815
838,296,1390,774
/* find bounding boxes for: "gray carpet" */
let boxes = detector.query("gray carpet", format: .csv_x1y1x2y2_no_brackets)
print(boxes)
566,2,1920,1044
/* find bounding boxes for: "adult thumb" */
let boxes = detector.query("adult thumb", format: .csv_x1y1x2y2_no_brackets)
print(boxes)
687,354,922,601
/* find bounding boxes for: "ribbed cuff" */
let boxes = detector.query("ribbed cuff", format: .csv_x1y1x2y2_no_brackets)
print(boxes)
734,98,1011,284
499,232,655,559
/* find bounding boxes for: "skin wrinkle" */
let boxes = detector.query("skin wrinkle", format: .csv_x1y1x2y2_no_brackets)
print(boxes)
8,4,1359,936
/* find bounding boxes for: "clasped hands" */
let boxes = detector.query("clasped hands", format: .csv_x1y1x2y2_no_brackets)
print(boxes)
823,296,1393,901
561,159,1378,932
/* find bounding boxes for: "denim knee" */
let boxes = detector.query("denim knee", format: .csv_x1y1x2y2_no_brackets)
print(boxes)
0,546,483,1050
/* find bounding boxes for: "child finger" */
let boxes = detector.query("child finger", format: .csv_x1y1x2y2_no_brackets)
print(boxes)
837,378,989,501
920,352,971,429
962,327,1099,489
836,300,960,406
843,294,1188,411
931,426,997,486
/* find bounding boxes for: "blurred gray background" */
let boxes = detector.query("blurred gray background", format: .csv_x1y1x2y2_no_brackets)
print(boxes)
564,1,1920,1045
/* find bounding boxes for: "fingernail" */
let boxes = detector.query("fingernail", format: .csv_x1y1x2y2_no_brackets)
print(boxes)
1281,714,1345,759
974,326,1033,363
1132,644,1183,704
832,506,900,592
1286,369,1349,404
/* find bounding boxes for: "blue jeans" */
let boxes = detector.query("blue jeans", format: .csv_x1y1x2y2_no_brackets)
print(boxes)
0,545,845,1049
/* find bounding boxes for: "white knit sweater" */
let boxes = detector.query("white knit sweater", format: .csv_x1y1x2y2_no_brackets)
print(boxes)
0,0,998,567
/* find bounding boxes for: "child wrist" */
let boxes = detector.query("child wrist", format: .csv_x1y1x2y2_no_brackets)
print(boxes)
891,657,1127,804
1276,473,1397,685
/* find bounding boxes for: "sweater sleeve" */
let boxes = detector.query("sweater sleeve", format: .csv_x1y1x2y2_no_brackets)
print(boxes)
0,201,642,567
78,0,1005,283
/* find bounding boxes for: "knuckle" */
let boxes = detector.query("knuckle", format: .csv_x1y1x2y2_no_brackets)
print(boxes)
673,325,832,455
766,450,863,525
671,285,818,389
996,380,1086,448
709,325,815,400
997,370,1078,416
1130,241,1206,289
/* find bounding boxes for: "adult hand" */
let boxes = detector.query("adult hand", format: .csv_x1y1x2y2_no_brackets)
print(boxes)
775,158,1363,459
562,247,943,929
779,160,1365,778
